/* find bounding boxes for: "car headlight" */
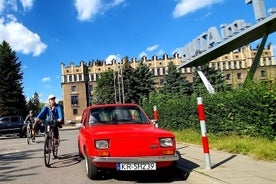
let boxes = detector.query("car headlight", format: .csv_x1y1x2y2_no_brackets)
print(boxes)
160,138,173,147
95,140,109,149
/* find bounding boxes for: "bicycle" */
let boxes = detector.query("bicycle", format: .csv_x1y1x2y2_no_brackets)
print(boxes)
44,120,59,167
26,120,35,144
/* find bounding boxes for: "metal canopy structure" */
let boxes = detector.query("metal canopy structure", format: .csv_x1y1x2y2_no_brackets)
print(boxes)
177,13,276,68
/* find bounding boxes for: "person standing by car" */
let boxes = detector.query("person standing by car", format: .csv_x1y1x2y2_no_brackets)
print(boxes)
34,95,63,145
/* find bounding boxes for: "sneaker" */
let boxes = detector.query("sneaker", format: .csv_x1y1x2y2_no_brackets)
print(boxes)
32,137,35,142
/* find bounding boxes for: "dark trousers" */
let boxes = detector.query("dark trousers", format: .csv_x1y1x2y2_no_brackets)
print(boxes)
53,121,59,139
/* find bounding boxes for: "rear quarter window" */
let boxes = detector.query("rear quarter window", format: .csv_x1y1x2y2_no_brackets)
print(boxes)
11,117,20,122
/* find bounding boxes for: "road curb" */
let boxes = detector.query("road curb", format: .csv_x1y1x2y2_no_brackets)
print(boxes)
187,169,226,184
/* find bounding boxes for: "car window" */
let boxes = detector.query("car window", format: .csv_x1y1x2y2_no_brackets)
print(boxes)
88,112,101,125
89,106,150,125
11,117,20,122
0,117,9,123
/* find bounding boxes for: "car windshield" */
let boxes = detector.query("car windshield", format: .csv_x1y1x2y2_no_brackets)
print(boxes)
88,106,151,125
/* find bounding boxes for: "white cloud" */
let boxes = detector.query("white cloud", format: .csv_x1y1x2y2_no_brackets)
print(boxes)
173,0,223,18
74,0,125,21
6,0,17,12
20,0,35,10
41,77,51,82
105,54,121,64
0,16,47,56
146,44,159,52
74,0,101,21
156,49,164,56
139,44,164,59
138,51,147,59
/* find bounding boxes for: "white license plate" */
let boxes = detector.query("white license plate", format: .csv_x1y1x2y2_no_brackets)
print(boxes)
117,162,156,171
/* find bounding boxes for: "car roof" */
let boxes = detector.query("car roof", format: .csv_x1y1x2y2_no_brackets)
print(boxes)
87,103,139,110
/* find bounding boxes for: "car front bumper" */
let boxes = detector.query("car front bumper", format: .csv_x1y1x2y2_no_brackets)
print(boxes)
91,153,179,163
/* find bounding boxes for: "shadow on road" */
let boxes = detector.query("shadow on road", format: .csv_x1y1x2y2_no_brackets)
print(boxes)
48,152,82,168
0,148,43,182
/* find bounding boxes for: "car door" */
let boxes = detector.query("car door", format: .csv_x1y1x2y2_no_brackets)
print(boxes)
0,117,11,132
79,108,89,152
10,116,22,131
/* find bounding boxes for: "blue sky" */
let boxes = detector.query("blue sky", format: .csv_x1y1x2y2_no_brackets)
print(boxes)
0,0,275,103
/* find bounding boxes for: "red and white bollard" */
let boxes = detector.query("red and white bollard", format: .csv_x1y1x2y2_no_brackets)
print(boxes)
153,106,159,127
197,97,211,170
153,105,159,121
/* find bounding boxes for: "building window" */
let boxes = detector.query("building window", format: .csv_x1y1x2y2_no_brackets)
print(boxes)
261,70,266,77
89,85,93,91
73,109,78,115
157,68,160,76
152,69,155,76
162,67,166,75
91,74,94,81
226,74,231,80
237,73,242,79
74,75,77,81
64,76,67,83
71,86,76,92
69,75,72,82
268,58,272,65
79,74,82,81
71,96,79,106
239,61,243,68
222,62,225,70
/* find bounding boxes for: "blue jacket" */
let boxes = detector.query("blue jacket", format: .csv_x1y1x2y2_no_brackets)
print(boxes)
37,104,63,122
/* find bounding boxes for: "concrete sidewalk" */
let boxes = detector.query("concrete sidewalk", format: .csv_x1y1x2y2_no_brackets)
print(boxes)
176,143,276,184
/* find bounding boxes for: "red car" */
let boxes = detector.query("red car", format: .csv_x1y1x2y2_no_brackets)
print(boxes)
77,103,179,179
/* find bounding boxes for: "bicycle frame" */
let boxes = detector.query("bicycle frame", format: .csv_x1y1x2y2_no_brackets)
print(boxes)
44,121,58,167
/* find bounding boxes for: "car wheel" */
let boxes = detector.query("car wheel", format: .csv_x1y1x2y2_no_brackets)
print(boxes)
85,150,98,179
19,131,25,138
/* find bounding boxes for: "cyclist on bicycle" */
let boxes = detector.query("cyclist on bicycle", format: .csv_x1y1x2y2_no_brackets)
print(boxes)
34,94,63,145
25,110,35,124
24,110,35,141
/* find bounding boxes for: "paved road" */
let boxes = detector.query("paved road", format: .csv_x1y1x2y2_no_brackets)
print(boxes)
0,129,188,184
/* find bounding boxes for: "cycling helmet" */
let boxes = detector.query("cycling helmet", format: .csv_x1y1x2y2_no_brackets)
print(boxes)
48,94,56,100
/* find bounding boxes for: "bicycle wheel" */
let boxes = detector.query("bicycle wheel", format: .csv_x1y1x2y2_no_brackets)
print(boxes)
53,139,59,158
26,125,31,144
44,135,51,167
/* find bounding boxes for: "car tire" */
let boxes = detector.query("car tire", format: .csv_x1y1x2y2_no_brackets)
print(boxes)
19,130,25,138
85,150,98,179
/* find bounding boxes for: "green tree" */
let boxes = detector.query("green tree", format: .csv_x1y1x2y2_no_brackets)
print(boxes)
121,61,136,103
0,40,27,116
94,59,156,104
131,61,156,104
26,92,41,116
161,61,192,96
94,70,115,104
